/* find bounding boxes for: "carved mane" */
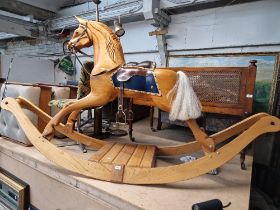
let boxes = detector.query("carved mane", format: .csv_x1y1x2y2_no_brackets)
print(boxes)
87,21,125,75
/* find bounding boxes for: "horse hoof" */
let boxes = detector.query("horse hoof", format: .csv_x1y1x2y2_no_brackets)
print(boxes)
42,133,54,141
42,126,55,140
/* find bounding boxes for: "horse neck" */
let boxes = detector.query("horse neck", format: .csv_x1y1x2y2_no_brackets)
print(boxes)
88,21,125,74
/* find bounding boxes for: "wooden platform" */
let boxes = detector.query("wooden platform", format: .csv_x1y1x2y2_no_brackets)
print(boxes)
89,143,156,167
88,142,156,182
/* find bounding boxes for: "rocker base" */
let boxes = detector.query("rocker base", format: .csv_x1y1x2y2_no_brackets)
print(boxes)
1,97,280,185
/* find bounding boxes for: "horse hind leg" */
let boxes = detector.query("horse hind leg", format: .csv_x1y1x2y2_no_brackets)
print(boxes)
42,93,111,139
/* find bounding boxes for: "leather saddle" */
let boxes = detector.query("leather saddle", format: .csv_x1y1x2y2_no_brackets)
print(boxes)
111,60,160,96
116,61,156,82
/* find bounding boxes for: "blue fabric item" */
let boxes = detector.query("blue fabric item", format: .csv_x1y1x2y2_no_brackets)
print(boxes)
112,73,160,95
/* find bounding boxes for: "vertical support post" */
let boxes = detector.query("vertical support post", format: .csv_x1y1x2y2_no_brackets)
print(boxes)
96,4,99,22
128,98,135,141
156,33,168,67
92,0,101,22
94,108,102,135
149,30,168,130
144,0,170,130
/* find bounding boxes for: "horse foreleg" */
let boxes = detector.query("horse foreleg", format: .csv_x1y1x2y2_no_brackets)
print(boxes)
42,93,109,139
64,107,96,133
63,110,82,133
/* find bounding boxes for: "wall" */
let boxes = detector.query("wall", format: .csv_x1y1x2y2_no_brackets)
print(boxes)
77,0,280,70
167,0,280,55
2,0,280,82
0,55,74,84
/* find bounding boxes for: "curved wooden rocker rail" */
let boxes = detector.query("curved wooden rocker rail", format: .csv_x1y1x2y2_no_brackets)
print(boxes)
2,97,280,184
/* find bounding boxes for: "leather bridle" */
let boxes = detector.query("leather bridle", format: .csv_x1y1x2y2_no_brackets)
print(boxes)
67,22,93,76
68,22,93,58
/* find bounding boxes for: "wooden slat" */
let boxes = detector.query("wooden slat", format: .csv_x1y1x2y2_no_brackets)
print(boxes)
101,143,125,163
140,146,156,168
113,144,136,165
127,145,147,167
89,142,115,162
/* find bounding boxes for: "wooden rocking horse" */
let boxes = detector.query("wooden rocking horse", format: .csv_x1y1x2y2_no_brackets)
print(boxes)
1,16,280,184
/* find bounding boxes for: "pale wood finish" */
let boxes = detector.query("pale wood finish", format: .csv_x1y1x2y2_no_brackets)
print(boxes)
140,146,156,168
17,96,106,149
39,18,217,154
127,145,147,167
90,143,156,169
89,142,115,162
100,143,125,163
113,144,138,165
41,18,257,155
2,97,280,184
16,96,270,156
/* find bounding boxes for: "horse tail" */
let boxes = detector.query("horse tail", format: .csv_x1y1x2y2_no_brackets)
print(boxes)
167,71,202,121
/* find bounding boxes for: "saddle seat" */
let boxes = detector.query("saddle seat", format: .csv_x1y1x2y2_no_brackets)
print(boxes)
111,61,160,96
116,61,156,82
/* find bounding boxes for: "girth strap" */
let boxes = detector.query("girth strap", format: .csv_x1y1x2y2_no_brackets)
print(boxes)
116,82,126,124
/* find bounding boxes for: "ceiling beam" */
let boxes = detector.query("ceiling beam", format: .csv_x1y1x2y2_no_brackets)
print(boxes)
0,15,39,38
49,0,144,31
0,0,55,20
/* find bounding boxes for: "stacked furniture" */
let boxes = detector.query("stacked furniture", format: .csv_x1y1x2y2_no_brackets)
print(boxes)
0,82,76,145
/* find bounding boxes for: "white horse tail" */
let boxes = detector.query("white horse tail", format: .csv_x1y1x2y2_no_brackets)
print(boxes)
167,71,202,121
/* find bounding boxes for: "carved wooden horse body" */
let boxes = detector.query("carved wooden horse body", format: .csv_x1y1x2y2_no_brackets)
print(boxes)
42,17,211,152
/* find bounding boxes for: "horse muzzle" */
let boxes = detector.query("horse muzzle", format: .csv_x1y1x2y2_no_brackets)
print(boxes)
67,41,77,53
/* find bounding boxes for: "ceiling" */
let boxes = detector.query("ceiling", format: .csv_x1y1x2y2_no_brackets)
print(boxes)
0,0,261,41
14,0,85,12
0,0,93,40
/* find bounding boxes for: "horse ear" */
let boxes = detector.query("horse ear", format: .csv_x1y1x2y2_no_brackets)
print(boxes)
75,16,86,24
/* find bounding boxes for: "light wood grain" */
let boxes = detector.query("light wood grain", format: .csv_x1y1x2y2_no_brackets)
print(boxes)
113,144,136,165
89,142,115,162
127,145,147,167
101,143,125,163
17,97,271,157
140,146,156,168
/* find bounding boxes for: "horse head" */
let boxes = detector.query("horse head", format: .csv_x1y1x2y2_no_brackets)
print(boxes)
68,16,125,75
67,16,92,53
